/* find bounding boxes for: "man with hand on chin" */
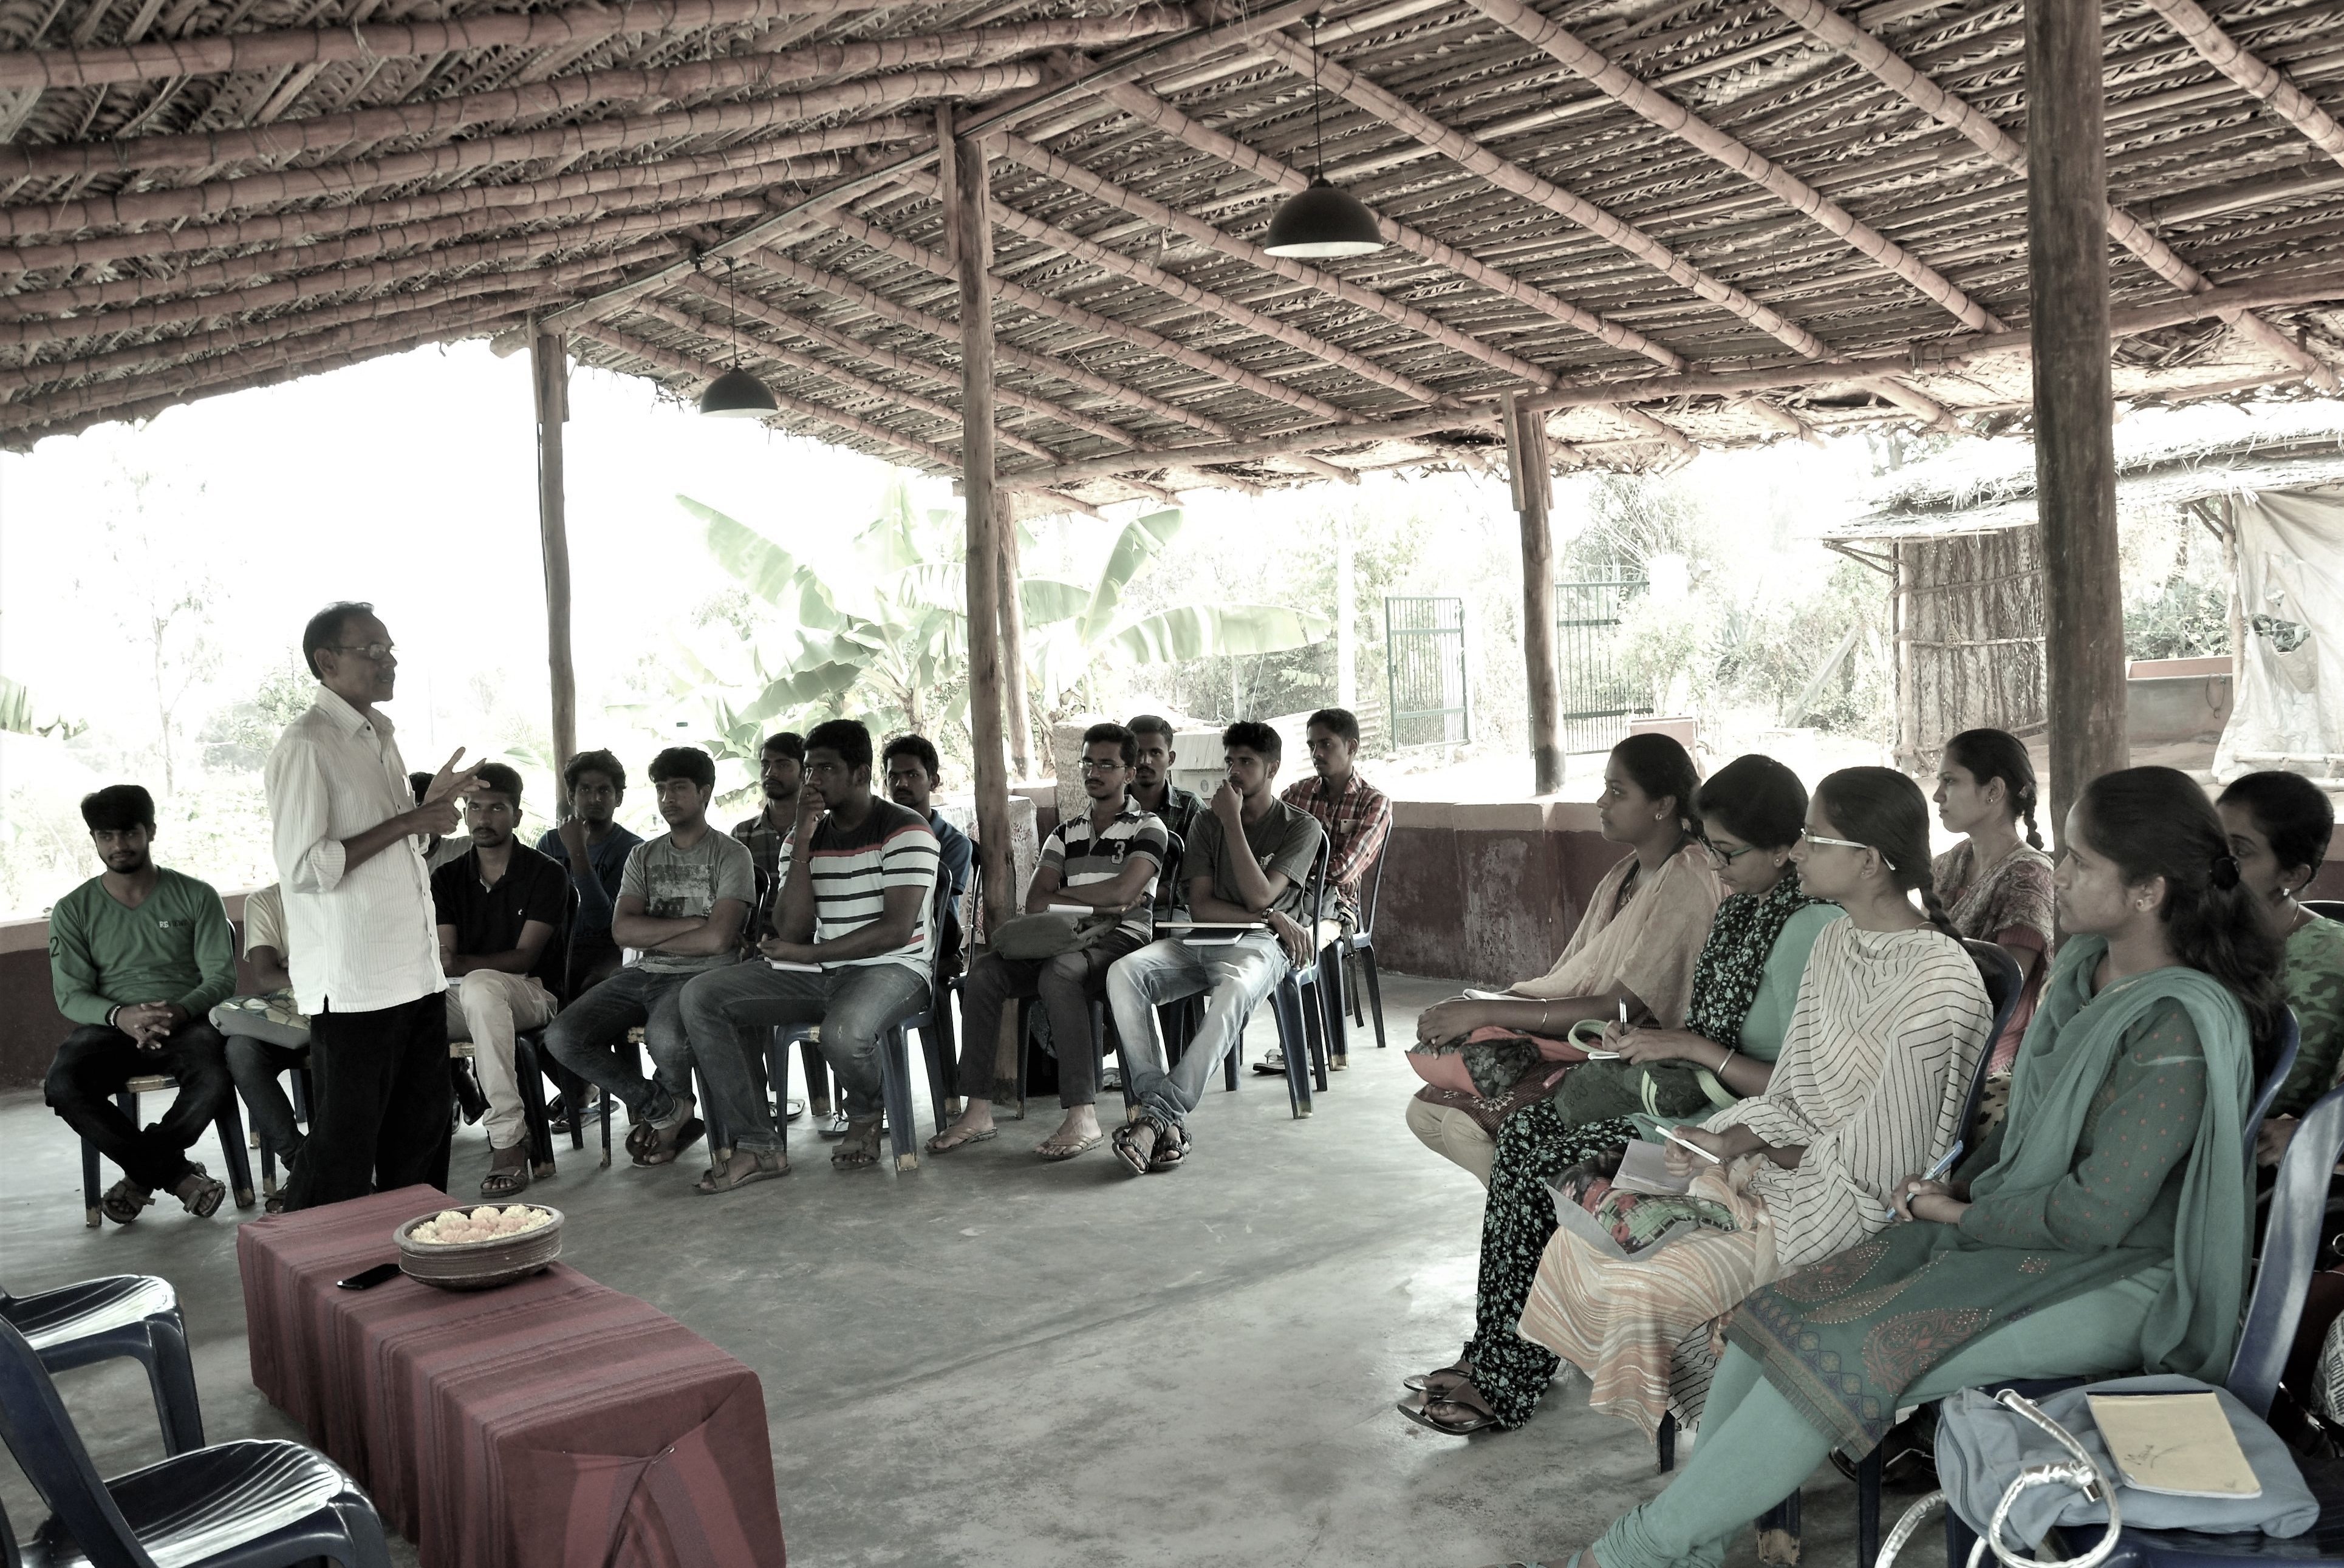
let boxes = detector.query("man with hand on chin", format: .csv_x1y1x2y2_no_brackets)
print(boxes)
46,783,239,1223
268,601,479,1210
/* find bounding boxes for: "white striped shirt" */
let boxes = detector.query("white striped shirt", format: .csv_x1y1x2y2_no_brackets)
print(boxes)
264,685,445,1015
779,799,942,975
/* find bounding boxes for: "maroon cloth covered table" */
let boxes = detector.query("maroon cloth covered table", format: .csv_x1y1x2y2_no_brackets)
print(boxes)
238,1186,787,1568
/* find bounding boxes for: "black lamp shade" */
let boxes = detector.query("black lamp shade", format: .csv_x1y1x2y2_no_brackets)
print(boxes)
1263,177,1386,259
699,366,778,418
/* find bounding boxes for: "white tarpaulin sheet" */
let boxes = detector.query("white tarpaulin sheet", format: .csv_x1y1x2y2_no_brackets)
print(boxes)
2216,483,2344,779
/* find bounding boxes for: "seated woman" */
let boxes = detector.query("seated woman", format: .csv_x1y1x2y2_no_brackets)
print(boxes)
1407,733,1721,1184
1518,766,2278,1568
1398,754,1841,1435
2218,770,2344,1165
1932,728,2055,1082
1509,766,1993,1438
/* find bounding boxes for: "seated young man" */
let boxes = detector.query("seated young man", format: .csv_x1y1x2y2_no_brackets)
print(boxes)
1259,705,1392,1074
544,746,752,1170
212,881,312,1194
883,732,975,1005
433,762,570,1199
1104,722,1324,1176
535,749,643,998
680,718,940,1191
1128,712,1202,913
733,731,804,942
929,722,1167,1161
45,785,239,1222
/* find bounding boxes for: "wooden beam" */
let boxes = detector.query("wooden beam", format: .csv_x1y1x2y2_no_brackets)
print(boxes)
532,332,580,813
2029,0,2127,844
953,132,1016,935
2139,0,2344,168
1464,0,2002,333
0,117,915,243
1759,0,2335,389
0,66,1036,181
998,405,1499,488
999,510,1033,780
1506,393,1563,794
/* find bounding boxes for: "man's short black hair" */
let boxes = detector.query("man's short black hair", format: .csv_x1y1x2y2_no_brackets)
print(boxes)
409,771,433,804
1082,721,1138,768
473,762,524,804
761,732,805,762
1306,707,1361,747
1222,720,1280,762
81,784,155,833
1128,714,1175,745
882,733,940,781
806,718,874,771
648,746,716,791
301,601,374,678
562,749,626,796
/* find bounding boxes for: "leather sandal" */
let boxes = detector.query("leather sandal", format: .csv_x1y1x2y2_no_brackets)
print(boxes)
480,1140,532,1199
1397,1379,1503,1436
101,1178,152,1225
1403,1349,1477,1394
830,1114,885,1168
173,1165,226,1218
695,1148,788,1194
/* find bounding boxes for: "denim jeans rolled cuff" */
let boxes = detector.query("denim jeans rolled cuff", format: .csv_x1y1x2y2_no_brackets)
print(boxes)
542,964,697,1124
46,1021,234,1192
1106,932,1288,1126
680,960,931,1151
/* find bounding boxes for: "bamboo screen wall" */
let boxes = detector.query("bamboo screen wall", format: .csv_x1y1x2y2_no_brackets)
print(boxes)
1895,528,2047,771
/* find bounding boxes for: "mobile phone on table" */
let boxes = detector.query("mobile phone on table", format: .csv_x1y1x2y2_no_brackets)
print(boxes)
336,1261,401,1290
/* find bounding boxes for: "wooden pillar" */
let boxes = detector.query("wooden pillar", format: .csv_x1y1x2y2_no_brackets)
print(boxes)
997,505,1031,781
2028,0,2127,844
951,131,1015,928
2218,497,2247,687
531,330,578,810
1505,392,1563,794
1893,544,1919,772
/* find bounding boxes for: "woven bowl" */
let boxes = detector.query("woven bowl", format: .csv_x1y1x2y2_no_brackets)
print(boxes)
393,1205,564,1292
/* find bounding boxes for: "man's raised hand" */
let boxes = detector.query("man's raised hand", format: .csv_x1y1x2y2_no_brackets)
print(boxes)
420,748,482,803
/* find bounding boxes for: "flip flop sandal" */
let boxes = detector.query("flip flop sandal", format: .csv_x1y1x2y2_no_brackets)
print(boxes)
632,1116,705,1167
925,1126,997,1154
1251,1049,1286,1075
1396,1381,1503,1436
831,1116,885,1168
1403,1352,1477,1394
101,1179,154,1225
1110,1116,1161,1176
695,1149,788,1194
480,1142,533,1199
175,1167,226,1218
1036,1131,1104,1161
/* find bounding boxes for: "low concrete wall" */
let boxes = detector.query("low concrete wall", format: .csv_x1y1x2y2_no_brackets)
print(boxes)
1374,800,1616,989
2128,656,2233,745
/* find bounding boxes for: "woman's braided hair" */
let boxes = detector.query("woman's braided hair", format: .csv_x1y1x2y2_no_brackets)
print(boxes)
1815,766,1963,941
1943,727,2043,850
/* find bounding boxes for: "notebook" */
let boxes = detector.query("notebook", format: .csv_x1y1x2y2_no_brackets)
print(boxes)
2085,1392,2261,1499
1157,920,1263,946
767,960,821,973
1609,1139,1695,1197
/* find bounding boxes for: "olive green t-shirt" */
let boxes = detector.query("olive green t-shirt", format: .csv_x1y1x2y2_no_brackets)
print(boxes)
49,868,237,1028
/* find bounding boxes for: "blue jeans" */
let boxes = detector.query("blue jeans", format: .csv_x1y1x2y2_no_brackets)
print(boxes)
680,961,931,1152
542,964,705,1124
1105,933,1288,1126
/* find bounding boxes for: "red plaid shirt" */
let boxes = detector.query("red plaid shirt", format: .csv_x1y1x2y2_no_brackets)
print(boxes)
1279,771,1393,918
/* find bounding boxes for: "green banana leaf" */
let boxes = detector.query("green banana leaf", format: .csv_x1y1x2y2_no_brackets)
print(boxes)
682,496,853,632
1020,578,1091,627
1078,510,1183,645
0,675,81,738
1102,603,1332,666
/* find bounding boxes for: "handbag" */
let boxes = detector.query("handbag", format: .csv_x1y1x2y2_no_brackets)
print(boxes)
989,909,1124,961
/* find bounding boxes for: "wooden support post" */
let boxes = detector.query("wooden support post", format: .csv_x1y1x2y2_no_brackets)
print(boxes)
1893,544,1919,772
2028,0,2127,844
2218,497,2247,689
997,504,1031,780
531,329,578,810
1505,392,1563,794
952,128,1014,929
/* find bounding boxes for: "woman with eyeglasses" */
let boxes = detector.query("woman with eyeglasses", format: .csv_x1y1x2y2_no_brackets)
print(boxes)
1933,728,2056,1083
1500,768,1990,1443
1399,754,1841,1436
1498,768,2274,1568
1406,734,1721,1184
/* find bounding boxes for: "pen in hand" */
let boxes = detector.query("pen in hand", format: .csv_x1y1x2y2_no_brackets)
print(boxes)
1921,1142,1964,1182
1664,1127,1722,1163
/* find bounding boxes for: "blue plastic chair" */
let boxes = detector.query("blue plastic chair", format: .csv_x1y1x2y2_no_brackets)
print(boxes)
1237,836,1331,1119
0,1317,392,1568
0,1275,201,1457
2248,1011,2303,1147
1322,845,1390,1054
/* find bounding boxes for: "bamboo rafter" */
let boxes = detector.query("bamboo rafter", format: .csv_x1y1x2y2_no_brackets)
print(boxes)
2139,0,2344,168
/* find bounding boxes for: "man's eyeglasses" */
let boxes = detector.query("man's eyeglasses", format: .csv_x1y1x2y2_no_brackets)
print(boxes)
330,643,396,663
1802,829,1894,869
1699,837,1761,866
1077,758,1130,774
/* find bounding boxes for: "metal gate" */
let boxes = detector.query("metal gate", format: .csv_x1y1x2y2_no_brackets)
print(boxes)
1556,573,1650,754
1384,596,1469,749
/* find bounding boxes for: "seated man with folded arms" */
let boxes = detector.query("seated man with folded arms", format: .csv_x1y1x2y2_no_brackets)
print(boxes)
433,762,570,1199
1259,705,1392,1074
1129,713,1202,913
883,733,974,981
1105,722,1324,1176
213,881,312,1196
929,722,1167,1162
46,785,239,1222
535,749,643,998
544,746,752,1171
681,718,940,1191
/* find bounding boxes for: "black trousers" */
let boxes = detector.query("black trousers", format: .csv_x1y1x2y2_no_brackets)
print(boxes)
285,991,452,1211
45,1022,231,1192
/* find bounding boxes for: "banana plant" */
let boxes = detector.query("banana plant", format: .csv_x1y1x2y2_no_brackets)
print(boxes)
0,675,84,740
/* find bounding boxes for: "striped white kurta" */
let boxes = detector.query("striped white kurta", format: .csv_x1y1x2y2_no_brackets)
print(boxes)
1517,920,1993,1434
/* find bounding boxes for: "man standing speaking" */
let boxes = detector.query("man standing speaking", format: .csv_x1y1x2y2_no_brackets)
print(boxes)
267,601,478,1209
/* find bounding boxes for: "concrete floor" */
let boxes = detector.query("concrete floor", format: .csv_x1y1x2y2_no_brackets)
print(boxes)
0,973,1893,1568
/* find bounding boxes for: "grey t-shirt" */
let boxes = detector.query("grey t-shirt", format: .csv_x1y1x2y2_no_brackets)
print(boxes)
618,828,757,973
1183,798,1324,921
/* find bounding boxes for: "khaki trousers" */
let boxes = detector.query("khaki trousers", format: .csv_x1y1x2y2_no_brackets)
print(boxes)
1405,1095,1495,1187
444,970,559,1150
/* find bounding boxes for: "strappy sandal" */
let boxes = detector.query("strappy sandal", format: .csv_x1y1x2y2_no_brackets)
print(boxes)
831,1114,885,1169
695,1148,788,1194
480,1140,532,1199
1110,1114,1164,1176
629,1109,704,1168
1397,1379,1503,1436
173,1165,225,1218
101,1178,152,1225
1146,1120,1190,1171
925,1125,997,1154
1403,1349,1477,1394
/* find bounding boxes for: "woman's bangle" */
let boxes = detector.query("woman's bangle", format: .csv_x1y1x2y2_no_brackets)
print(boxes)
1537,1003,1553,1034
1715,1046,1738,1076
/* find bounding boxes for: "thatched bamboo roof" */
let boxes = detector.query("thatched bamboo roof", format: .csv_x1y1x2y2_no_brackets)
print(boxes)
4,0,2343,502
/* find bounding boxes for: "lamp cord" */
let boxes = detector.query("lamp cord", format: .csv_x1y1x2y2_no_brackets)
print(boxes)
1309,13,1325,179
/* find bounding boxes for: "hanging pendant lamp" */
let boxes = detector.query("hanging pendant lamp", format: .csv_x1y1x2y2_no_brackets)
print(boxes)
1264,15,1386,259
699,256,778,418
